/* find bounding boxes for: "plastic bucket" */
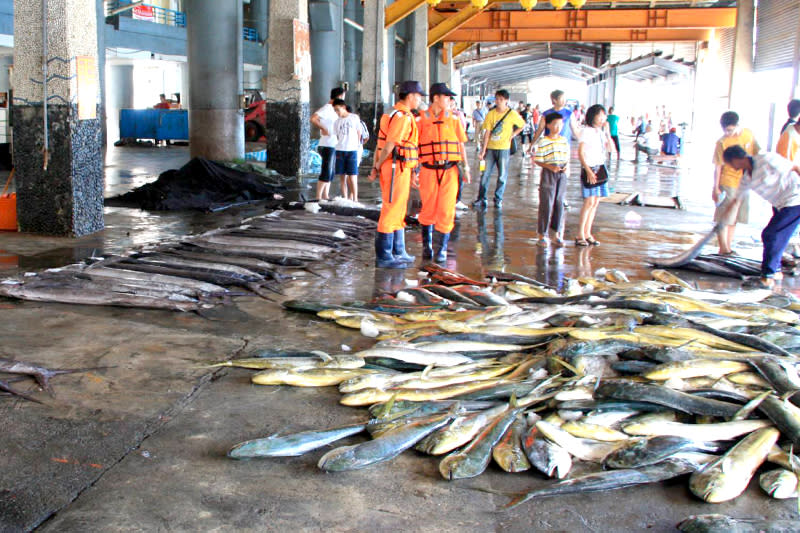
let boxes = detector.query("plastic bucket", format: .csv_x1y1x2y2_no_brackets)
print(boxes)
0,193,17,231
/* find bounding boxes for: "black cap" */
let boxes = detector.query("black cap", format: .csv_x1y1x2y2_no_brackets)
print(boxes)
398,80,427,96
429,82,457,97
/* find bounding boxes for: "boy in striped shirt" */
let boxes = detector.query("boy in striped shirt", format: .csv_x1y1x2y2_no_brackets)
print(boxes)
533,113,570,246
722,145,800,288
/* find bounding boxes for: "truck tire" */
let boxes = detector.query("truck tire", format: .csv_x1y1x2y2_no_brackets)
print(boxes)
245,121,264,142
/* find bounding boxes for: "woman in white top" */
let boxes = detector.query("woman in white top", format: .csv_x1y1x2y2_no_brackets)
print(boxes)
576,104,612,246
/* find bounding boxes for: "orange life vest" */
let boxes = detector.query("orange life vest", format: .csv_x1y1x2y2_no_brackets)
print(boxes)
376,108,419,169
418,109,463,164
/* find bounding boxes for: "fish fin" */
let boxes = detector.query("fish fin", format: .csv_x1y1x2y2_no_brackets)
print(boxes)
421,364,434,380
501,493,534,510
0,379,44,404
311,351,332,362
509,393,518,409
732,390,771,421
720,456,733,474
550,357,582,377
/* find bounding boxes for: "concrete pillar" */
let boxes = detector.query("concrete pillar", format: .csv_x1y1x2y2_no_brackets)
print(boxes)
13,0,103,236
107,64,134,142
310,0,343,113
728,0,754,108
360,0,389,149
433,43,453,85
343,0,361,110
265,0,310,176
409,7,428,90
252,0,269,87
186,0,244,161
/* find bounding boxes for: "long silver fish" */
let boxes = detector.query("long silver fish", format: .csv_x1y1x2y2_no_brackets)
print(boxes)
502,459,694,509
678,514,800,533
318,412,456,471
228,423,366,459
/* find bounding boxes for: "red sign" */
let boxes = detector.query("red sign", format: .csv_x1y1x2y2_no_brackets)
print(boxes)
132,5,155,21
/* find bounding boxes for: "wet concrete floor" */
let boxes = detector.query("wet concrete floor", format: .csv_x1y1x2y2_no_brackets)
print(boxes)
0,138,797,532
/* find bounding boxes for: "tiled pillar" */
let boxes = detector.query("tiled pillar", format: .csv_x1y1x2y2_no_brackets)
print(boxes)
13,0,103,236
264,0,310,176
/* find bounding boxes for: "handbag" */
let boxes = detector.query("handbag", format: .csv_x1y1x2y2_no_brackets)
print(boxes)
580,164,608,188
509,136,519,155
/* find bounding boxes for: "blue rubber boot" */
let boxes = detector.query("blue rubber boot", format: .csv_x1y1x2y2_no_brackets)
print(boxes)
375,232,407,269
392,229,415,263
434,231,450,263
421,225,434,260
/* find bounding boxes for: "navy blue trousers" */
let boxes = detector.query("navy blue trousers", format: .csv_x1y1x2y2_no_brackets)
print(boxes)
762,204,800,276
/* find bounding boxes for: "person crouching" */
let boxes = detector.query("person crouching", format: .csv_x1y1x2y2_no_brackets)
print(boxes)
722,145,800,288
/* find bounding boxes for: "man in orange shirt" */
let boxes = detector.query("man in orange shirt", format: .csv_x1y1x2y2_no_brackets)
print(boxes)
369,81,425,268
417,83,471,262
777,100,800,163
712,111,760,255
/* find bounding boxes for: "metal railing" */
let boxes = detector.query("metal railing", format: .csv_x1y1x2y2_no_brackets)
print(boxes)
243,27,260,42
106,1,186,28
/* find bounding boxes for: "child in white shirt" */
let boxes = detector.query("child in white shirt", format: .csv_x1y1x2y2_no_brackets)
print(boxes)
333,100,367,202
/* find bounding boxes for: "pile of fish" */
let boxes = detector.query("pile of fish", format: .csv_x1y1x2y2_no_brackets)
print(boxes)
656,253,792,279
0,211,374,311
225,265,800,512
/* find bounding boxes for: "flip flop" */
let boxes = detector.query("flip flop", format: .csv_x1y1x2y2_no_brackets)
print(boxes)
575,239,589,247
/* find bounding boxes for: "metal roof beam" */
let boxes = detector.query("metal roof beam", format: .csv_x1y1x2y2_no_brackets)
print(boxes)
446,27,712,42
385,0,426,29
455,7,736,31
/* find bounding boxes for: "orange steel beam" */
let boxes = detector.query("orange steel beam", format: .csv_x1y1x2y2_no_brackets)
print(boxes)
385,0,427,29
428,0,506,47
452,42,474,58
445,28,713,42
456,7,736,31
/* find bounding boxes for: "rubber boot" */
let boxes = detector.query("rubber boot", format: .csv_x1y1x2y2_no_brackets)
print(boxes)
375,232,406,269
434,231,450,263
392,229,415,262
421,225,434,260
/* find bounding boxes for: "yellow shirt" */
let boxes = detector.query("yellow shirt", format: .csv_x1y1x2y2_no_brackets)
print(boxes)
713,128,760,188
777,125,800,163
483,108,525,150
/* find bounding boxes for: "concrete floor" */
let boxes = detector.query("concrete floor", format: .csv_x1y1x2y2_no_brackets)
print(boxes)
0,138,796,532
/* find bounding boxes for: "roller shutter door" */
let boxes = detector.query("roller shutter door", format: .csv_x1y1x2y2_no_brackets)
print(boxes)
754,0,800,72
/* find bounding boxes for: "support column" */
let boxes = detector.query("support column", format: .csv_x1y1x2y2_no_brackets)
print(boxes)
728,0,754,108
433,43,453,85
265,0,310,176
360,0,389,150
310,0,343,112
186,0,244,161
13,0,103,236
252,0,269,86
343,0,361,110
409,6,428,90
107,64,134,143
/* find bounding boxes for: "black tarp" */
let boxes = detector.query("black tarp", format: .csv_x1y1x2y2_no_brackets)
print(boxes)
106,158,295,211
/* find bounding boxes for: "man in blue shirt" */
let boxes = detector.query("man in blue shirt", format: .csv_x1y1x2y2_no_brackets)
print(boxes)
530,90,580,153
661,127,681,156
472,100,487,146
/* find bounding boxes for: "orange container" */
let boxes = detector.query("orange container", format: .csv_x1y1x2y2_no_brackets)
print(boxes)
0,193,17,231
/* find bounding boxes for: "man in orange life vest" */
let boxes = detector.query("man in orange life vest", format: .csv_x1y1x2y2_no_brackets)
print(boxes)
369,81,425,268
417,83,471,262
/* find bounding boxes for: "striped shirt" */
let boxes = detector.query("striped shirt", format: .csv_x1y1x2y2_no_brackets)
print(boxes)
738,153,800,209
534,135,569,166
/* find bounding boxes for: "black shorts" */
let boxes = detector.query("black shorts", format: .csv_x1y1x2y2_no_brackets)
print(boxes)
318,146,335,183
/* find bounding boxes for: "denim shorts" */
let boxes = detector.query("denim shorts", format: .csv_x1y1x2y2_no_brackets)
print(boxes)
335,150,359,175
